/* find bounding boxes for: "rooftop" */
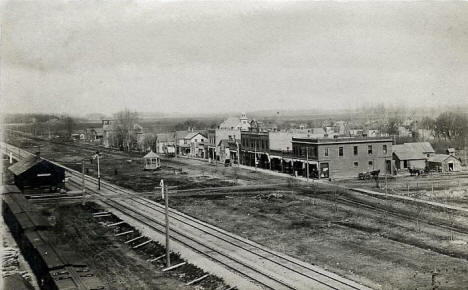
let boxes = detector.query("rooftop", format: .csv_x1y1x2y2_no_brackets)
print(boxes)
393,144,426,161
143,151,159,159
8,155,43,176
292,136,392,144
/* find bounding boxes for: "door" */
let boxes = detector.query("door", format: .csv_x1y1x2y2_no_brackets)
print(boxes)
448,162,454,171
320,163,329,179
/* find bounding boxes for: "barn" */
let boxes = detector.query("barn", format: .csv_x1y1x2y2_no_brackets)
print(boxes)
8,156,65,191
427,154,462,172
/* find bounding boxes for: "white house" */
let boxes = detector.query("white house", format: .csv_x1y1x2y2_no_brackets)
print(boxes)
218,113,250,131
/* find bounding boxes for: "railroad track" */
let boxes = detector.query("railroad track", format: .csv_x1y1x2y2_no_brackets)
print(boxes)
2,142,370,290
334,195,468,236
67,171,367,290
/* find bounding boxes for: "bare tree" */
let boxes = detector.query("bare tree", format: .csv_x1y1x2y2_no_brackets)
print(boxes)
142,133,158,152
112,109,139,151
62,115,75,138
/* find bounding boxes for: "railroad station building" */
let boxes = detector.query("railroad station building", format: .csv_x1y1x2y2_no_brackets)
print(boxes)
8,155,65,191
291,137,393,179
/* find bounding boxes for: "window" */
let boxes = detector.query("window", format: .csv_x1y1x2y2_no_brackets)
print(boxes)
339,147,344,156
368,161,373,166
324,148,329,157
354,146,358,155
383,145,387,154
368,145,373,155
353,161,358,167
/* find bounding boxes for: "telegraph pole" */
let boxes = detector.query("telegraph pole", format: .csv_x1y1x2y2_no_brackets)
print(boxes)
160,179,171,267
97,153,101,190
254,139,257,171
306,148,309,182
81,160,85,192
81,160,86,205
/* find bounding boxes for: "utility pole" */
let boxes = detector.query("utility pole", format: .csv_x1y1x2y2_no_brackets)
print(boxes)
97,153,101,190
81,160,85,192
160,179,171,267
306,147,309,182
81,160,86,205
254,138,257,171
237,141,240,167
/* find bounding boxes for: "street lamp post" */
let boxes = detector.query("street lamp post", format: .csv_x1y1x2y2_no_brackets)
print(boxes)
93,151,102,190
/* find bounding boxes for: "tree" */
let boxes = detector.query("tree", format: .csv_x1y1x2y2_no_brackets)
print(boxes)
142,133,158,152
384,117,402,136
434,112,467,141
63,116,75,138
112,109,139,151
420,116,435,130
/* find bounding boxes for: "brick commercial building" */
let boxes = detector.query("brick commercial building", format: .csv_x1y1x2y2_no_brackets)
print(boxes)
240,130,270,168
291,137,393,179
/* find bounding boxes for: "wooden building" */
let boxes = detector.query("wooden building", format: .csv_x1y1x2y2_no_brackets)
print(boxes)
392,142,435,170
427,154,462,172
8,156,65,191
143,151,160,170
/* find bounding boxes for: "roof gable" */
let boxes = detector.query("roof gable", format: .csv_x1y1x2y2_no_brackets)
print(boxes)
185,132,207,140
403,142,435,154
8,156,44,176
428,154,460,163
143,151,159,158
219,117,241,129
392,144,426,160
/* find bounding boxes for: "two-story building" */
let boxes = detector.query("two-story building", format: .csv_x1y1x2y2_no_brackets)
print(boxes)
207,113,250,162
240,121,270,168
292,137,393,179
178,132,207,158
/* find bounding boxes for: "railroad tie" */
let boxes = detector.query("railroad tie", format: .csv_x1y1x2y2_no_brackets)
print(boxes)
124,235,143,244
133,240,151,249
186,274,210,286
115,230,133,237
107,221,125,227
162,262,186,272
147,254,166,262
93,214,111,218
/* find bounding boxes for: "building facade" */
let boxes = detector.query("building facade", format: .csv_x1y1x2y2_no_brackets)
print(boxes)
240,130,270,168
292,137,393,179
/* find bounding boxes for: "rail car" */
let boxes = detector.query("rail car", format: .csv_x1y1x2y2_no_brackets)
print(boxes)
2,185,104,290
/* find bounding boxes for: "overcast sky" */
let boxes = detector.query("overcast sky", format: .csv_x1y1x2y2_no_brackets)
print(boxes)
1,1,468,116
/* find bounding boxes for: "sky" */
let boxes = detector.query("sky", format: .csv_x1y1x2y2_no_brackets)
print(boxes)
1,0,468,116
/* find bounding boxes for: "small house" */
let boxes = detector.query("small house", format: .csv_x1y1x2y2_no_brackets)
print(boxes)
427,154,462,172
392,142,435,170
143,151,160,170
8,155,65,191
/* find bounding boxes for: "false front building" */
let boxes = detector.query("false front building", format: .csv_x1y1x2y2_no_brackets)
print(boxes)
291,137,393,179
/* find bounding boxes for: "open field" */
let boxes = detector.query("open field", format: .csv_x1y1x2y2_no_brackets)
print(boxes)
4,134,468,289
